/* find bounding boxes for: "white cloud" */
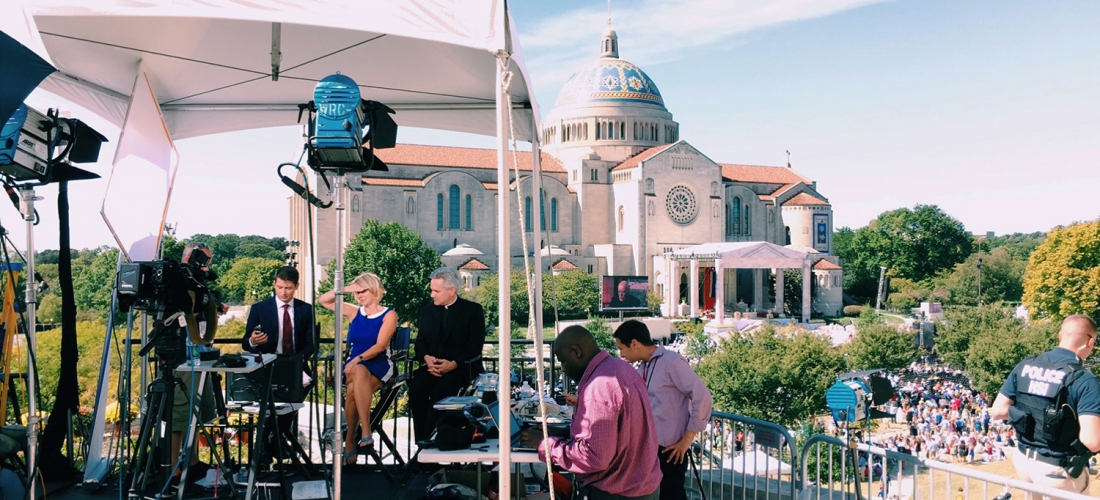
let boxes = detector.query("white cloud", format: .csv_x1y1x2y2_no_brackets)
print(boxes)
518,0,890,93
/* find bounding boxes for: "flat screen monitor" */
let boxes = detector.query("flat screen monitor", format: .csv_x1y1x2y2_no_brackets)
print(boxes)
600,275,649,312
227,354,306,404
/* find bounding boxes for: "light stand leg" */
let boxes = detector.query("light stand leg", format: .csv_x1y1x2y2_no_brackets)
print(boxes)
331,172,346,500
20,186,39,496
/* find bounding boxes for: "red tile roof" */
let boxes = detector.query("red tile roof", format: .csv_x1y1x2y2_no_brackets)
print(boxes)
551,259,578,271
611,144,671,171
459,258,490,271
361,177,424,187
720,164,811,185
813,260,842,271
373,144,564,172
782,193,830,206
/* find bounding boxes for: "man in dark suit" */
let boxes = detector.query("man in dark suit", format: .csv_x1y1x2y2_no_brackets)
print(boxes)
242,266,315,358
409,267,486,442
241,266,315,463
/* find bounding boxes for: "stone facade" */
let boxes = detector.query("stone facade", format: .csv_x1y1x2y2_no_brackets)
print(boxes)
290,24,844,317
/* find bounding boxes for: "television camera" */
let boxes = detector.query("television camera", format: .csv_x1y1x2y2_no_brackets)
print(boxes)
115,246,219,362
825,368,896,425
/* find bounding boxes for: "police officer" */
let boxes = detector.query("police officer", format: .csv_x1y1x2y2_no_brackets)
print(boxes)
990,315,1100,494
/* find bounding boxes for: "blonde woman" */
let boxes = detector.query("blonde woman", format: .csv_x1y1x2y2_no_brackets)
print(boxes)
319,272,396,465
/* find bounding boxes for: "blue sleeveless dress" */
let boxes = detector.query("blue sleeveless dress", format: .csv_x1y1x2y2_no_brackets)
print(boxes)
347,307,395,382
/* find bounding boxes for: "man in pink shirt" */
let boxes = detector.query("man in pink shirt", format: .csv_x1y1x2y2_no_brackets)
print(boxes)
521,326,662,500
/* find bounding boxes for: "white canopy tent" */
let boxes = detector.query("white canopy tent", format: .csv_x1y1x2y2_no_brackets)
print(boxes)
4,1,541,498
666,241,813,323
722,449,794,476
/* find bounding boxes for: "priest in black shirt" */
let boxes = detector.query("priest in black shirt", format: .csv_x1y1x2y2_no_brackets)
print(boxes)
408,267,486,442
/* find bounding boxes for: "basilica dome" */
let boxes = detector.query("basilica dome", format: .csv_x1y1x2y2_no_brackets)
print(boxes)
553,58,665,110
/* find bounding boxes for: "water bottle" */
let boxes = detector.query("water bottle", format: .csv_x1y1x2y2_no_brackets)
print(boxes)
186,338,201,367
519,381,535,400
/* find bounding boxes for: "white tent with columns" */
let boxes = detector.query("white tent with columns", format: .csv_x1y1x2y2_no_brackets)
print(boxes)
666,241,814,323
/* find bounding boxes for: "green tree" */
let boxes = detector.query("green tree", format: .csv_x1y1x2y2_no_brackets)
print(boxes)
584,315,616,356
472,269,601,326
936,305,1023,371
846,323,916,371
161,234,186,261
72,248,120,321
697,324,845,427
325,220,441,326
984,232,1047,262
219,257,283,304
1022,221,1100,323
236,242,283,261
943,247,1026,306
966,320,1058,396
37,294,62,324
544,270,600,319
846,205,972,300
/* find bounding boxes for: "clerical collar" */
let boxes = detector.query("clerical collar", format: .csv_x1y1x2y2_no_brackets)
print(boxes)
442,296,458,309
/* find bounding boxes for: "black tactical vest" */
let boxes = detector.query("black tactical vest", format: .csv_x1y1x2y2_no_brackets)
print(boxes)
1008,353,1085,454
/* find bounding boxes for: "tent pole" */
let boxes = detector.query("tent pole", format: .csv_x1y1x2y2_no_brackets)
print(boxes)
495,51,513,500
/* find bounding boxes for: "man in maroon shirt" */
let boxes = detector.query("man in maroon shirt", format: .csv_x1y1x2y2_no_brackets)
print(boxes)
521,326,662,500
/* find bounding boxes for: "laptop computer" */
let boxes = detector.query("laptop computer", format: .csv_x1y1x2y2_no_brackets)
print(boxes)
487,401,538,452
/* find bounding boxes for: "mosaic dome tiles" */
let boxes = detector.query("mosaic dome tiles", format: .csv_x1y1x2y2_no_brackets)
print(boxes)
554,58,665,109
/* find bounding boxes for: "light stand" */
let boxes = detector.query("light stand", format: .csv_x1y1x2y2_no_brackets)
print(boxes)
19,185,39,496
331,169,346,500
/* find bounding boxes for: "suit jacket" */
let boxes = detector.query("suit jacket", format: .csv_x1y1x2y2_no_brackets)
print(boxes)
414,297,486,380
242,297,315,359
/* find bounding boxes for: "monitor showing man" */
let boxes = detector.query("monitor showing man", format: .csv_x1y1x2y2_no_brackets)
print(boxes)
602,276,648,311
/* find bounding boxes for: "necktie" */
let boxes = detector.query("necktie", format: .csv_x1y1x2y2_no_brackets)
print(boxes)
282,303,293,354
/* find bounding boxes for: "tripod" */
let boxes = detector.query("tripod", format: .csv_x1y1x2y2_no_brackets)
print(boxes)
129,333,185,495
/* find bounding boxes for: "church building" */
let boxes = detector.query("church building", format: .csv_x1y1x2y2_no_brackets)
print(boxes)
292,23,844,317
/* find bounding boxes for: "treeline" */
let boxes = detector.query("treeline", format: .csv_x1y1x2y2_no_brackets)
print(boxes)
30,234,289,322
834,204,1046,309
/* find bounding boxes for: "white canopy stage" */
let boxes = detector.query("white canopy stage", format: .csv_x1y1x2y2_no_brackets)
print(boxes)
5,1,542,498
666,241,814,323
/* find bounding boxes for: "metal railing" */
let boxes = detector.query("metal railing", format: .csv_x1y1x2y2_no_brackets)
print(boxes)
800,434,1095,500
688,411,800,500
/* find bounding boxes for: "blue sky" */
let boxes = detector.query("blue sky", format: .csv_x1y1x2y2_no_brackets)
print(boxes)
12,0,1100,252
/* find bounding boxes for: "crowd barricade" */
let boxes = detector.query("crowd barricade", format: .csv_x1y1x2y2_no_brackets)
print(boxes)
799,434,1094,500
687,411,800,500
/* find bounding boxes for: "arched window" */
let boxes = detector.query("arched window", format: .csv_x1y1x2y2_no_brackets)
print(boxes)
465,194,472,230
785,226,792,245
551,198,558,232
525,196,532,232
620,122,625,140
725,203,732,235
539,192,546,231
617,206,625,232
436,194,444,230
732,197,741,234
596,122,601,140
449,185,460,229
744,205,751,236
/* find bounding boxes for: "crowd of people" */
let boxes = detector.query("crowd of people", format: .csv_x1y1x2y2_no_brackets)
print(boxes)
872,363,1017,465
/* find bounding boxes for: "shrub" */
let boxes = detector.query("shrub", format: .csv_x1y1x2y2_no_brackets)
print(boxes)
843,305,864,317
